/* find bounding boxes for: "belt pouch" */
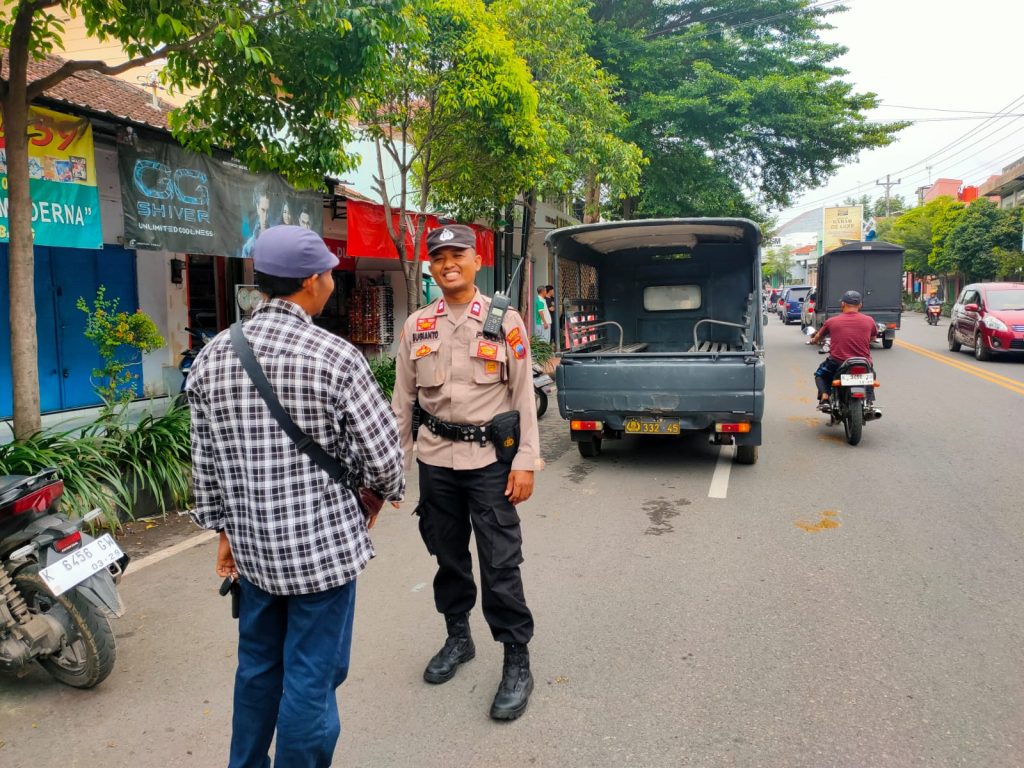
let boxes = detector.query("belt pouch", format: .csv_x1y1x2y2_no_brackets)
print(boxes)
488,411,520,463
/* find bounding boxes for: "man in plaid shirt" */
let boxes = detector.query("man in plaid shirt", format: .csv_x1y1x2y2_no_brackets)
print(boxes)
186,225,404,768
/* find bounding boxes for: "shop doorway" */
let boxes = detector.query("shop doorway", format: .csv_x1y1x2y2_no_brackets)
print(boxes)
0,244,139,418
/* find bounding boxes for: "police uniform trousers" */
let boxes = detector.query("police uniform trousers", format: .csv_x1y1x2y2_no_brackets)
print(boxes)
416,459,534,644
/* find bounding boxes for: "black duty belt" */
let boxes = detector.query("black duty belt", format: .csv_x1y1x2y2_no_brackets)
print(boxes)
421,410,491,446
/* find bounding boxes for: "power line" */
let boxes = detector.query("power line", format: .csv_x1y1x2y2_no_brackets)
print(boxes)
876,103,1024,115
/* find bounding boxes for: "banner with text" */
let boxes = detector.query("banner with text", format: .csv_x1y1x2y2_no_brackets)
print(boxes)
822,205,863,254
119,139,323,257
0,106,103,249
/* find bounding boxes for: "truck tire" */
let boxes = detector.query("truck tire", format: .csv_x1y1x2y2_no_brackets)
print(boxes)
735,445,758,465
13,565,117,688
577,437,601,458
844,401,864,446
882,336,894,349
534,388,548,419
948,326,961,352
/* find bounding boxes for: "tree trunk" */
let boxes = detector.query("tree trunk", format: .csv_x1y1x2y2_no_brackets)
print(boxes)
4,46,43,438
583,172,601,224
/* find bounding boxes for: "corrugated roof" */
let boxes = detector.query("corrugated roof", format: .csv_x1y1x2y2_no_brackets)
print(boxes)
13,53,175,131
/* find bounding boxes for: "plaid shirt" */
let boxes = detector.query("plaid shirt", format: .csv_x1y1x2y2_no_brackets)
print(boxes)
186,298,405,596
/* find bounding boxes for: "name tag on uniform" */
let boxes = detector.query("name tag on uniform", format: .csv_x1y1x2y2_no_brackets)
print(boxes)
476,341,499,360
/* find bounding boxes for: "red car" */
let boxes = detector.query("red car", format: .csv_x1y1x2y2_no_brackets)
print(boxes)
948,282,1024,361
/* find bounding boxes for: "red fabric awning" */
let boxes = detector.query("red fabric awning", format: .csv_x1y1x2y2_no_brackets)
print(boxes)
346,199,494,266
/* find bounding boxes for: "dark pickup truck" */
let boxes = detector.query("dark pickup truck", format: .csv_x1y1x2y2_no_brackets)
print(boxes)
546,218,766,464
811,240,905,348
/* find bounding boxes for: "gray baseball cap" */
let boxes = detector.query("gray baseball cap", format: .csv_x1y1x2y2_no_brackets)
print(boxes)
252,225,338,277
841,290,862,304
426,224,476,254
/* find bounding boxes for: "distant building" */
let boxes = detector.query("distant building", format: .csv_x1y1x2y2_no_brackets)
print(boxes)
978,156,1024,209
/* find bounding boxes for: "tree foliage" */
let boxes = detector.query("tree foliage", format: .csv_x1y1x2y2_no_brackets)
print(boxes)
490,0,644,219
1,0,405,437
587,0,907,219
762,245,794,283
357,0,545,310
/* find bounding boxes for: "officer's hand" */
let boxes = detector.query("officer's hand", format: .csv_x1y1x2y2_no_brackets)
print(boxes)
505,470,534,505
215,531,238,579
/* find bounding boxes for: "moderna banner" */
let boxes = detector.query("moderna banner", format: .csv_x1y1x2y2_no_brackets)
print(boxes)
0,106,103,249
119,138,323,257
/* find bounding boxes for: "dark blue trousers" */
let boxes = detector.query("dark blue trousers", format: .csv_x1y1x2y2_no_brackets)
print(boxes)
228,577,357,768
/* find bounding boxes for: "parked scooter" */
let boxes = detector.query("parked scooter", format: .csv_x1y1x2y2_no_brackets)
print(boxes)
175,326,212,403
926,304,942,326
533,364,555,419
0,468,127,687
823,357,881,446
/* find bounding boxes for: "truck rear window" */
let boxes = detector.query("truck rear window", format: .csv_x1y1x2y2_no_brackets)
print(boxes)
643,285,702,311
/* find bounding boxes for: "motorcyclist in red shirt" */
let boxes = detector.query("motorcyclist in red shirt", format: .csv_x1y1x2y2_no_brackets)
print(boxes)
807,290,877,411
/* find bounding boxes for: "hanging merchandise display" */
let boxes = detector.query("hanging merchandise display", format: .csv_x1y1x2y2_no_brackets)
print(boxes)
349,277,394,346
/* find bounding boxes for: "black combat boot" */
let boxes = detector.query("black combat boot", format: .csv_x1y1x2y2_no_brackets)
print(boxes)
489,642,533,721
423,613,475,684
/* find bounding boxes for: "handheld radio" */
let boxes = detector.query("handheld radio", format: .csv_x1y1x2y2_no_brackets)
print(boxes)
482,292,511,340
482,255,526,341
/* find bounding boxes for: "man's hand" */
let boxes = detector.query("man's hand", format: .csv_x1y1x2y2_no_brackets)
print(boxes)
505,470,535,505
215,531,238,579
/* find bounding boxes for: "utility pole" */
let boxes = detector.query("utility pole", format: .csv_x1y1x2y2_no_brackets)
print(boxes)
876,174,901,217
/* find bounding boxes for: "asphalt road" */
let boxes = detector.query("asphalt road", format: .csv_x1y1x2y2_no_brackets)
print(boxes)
2,313,1023,768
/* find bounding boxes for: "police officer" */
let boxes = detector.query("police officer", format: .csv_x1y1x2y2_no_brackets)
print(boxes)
392,224,540,721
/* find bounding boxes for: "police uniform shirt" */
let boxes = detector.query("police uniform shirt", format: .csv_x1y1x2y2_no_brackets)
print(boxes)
392,288,541,473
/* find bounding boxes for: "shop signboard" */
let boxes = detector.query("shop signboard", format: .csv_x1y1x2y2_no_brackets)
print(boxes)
119,138,322,257
0,106,103,249
822,205,863,253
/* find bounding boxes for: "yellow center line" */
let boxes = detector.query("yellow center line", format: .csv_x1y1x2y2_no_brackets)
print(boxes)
895,339,1024,396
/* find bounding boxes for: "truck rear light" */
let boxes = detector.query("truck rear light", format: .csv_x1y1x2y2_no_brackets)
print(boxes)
886,323,897,329
571,420,603,431
2,481,64,517
54,531,82,553
715,423,750,433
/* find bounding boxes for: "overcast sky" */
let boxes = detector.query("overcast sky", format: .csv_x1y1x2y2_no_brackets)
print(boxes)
774,0,1023,226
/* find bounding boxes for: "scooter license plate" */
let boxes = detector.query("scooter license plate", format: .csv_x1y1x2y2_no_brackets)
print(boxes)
39,534,124,597
840,373,874,386
624,417,681,435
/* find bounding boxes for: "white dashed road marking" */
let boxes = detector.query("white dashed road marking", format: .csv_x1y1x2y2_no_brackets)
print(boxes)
708,446,734,499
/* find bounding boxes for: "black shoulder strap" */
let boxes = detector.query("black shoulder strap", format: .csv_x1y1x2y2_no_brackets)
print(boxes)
230,322,355,487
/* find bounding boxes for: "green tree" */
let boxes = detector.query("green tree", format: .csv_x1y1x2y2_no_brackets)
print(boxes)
927,197,967,275
588,0,907,219
357,0,544,312
992,207,1024,280
491,0,645,223
1,0,403,438
872,193,906,219
889,205,933,275
945,199,1002,282
762,245,794,283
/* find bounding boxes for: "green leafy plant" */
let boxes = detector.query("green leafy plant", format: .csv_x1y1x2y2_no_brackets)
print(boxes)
368,357,397,400
530,336,554,365
77,287,165,409
0,403,192,528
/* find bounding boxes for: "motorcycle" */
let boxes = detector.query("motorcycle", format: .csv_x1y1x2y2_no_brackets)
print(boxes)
926,304,942,326
533,364,555,419
175,326,212,404
824,357,881,446
0,468,128,688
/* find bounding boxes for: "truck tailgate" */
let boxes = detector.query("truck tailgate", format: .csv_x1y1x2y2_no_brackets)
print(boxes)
556,354,764,428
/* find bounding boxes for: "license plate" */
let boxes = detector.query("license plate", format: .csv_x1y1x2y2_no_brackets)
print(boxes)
840,373,874,386
39,534,124,597
624,417,681,435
